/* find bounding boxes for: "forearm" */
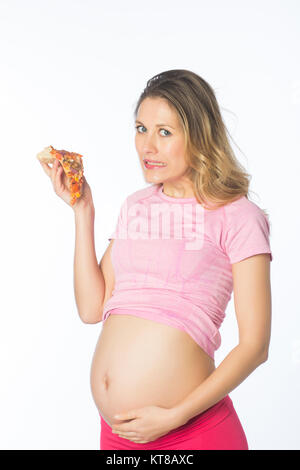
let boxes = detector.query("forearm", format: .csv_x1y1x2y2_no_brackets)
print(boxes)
73,204,105,323
171,343,268,425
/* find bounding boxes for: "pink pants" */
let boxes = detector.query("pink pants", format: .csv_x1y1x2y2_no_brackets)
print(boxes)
100,395,248,450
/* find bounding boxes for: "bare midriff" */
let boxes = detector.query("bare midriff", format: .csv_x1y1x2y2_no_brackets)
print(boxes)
90,313,216,427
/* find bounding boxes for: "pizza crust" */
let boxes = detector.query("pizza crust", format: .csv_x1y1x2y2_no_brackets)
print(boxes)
36,146,56,163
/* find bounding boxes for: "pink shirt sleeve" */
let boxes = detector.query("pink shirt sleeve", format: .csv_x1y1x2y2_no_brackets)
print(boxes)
222,199,273,264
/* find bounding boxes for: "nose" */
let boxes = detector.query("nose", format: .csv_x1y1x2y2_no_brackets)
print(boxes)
138,130,158,154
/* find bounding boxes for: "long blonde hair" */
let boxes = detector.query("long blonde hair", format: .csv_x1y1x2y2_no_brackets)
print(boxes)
134,69,261,212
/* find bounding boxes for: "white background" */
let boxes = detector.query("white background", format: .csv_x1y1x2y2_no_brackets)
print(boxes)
0,0,299,450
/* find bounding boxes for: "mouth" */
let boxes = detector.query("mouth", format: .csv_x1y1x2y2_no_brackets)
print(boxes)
143,158,167,169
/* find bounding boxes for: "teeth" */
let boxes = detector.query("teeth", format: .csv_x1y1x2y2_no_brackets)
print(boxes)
145,160,166,166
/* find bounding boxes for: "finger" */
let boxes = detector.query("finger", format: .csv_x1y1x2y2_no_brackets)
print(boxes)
112,424,136,432
113,430,138,437
55,166,64,191
55,160,63,183
129,437,147,443
114,411,137,420
51,158,59,185
39,161,52,177
118,435,141,442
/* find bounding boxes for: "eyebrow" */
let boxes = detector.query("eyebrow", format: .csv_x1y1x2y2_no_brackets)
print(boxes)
135,120,175,129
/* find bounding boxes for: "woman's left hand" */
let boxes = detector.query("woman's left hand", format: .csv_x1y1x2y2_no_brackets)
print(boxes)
111,405,182,444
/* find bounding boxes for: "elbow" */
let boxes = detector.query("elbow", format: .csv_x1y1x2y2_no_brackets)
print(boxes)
260,348,269,363
256,341,270,363
255,346,269,365
80,308,103,324
81,316,102,324
240,342,269,365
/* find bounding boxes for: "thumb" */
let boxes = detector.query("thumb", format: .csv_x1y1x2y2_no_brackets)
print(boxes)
114,409,139,420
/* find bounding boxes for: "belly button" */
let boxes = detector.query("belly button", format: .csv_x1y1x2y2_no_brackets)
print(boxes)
103,373,110,389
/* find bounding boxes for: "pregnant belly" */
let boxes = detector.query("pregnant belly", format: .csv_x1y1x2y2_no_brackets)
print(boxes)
90,313,215,427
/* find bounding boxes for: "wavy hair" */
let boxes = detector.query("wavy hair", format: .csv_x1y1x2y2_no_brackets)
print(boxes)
133,69,264,213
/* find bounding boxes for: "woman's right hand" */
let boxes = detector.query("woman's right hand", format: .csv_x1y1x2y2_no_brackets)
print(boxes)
39,158,94,211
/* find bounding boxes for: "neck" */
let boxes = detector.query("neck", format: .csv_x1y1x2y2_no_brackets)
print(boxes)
161,182,195,199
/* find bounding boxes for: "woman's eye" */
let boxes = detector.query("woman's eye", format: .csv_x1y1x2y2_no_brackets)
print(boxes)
135,126,171,136
160,129,171,136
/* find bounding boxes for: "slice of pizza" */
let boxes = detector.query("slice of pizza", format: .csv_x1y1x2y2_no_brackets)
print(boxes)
37,145,84,206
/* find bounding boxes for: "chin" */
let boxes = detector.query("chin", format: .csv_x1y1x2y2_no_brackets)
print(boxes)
142,166,170,182
143,173,165,185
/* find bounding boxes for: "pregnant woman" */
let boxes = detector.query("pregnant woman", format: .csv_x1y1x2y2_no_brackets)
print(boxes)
39,69,272,450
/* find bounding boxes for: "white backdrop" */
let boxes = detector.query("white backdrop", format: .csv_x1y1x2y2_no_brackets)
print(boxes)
0,0,299,450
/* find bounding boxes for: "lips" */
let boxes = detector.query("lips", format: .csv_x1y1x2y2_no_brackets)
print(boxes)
143,159,167,170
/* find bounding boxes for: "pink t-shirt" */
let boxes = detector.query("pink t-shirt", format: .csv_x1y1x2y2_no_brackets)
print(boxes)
102,183,273,359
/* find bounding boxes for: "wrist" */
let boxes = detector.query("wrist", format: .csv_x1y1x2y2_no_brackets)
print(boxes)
73,201,95,215
169,404,190,428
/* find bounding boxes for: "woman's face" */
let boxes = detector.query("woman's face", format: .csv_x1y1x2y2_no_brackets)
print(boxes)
135,97,190,185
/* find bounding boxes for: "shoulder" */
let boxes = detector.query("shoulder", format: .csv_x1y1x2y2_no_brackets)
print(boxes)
220,195,272,263
224,195,263,214
223,195,270,228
